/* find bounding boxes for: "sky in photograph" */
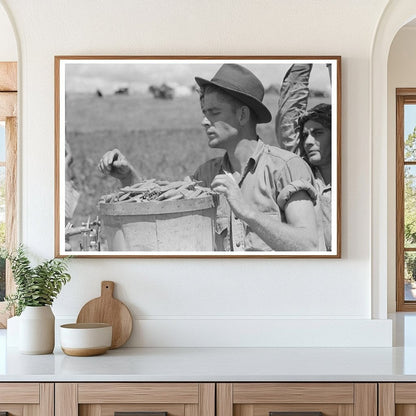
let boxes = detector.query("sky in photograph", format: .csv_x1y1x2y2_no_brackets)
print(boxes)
64,60,333,95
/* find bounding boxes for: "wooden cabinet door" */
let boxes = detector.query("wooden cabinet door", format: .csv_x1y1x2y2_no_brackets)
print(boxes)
0,383,53,415
379,383,416,416
55,383,215,416
217,383,377,416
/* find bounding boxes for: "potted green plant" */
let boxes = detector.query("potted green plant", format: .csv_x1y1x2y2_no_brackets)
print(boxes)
3,245,71,354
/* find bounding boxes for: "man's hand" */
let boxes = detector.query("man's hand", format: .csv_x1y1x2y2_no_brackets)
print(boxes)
211,173,253,221
98,149,132,180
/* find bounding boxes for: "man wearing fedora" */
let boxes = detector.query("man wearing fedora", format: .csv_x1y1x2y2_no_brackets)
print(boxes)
192,64,319,251
98,63,320,252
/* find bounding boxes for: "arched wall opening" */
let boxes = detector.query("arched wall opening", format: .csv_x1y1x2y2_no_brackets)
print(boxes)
371,0,416,318
387,18,416,313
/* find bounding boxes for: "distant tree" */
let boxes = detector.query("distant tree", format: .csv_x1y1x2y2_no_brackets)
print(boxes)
405,167,416,245
404,126,416,280
406,126,416,161
406,253,416,281
405,127,416,246
0,174,5,248
0,223,5,247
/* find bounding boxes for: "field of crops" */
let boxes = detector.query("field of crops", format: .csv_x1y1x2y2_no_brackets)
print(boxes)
65,91,324,227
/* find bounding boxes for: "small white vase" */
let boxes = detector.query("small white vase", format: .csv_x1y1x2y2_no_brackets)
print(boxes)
6,315,20,347
19,306,55,354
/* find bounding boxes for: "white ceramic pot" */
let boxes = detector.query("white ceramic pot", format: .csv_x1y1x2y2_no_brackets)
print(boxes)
19,305,55,354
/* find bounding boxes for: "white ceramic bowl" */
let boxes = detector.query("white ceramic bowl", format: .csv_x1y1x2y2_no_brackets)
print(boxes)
60,323,112,356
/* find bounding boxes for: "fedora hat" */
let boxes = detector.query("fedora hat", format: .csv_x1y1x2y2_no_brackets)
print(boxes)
195,64,272,124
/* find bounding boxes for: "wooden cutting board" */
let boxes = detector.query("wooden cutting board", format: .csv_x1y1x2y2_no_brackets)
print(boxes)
76,281,133,349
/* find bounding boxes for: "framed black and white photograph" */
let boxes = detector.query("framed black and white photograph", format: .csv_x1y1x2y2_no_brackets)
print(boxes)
55,56,341,258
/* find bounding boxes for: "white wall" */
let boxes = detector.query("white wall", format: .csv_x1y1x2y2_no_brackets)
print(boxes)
0,3,16,61
0,0,394,347
387,26,416,312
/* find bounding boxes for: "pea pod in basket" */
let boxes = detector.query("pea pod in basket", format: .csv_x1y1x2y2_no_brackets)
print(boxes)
100,178,215,204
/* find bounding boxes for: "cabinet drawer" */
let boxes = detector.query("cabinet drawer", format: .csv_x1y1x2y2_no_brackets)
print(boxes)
78,383,200,404
0,383,39,403
0,383,53,416
56,383,215,416
218,383,376,416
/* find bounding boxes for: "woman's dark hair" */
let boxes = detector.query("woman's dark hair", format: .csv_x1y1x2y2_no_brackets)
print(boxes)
298,103,332,133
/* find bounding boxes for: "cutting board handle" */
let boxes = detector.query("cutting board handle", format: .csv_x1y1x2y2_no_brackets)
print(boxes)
101,281,115,298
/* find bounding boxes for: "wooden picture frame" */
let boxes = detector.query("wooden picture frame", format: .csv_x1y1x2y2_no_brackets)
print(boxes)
55,56,341,258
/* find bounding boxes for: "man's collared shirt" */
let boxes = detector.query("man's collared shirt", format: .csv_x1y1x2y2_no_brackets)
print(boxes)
193,139,318,251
